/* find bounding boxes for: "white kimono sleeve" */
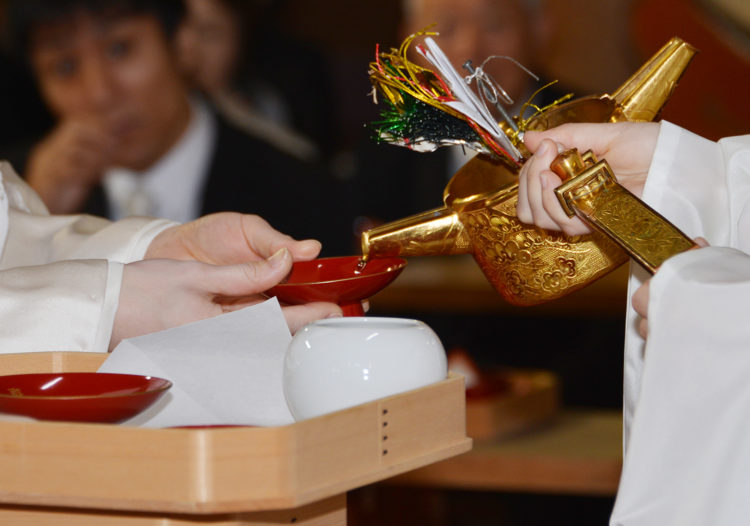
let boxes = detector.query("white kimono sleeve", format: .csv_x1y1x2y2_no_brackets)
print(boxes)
0,260,123,354
0,162,176,354
612,247,750,525
622,123,750,447
0,162,176,268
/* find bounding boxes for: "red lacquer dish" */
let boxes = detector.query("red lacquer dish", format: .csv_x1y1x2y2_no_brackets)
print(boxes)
266,256,407,316
0,372,172,423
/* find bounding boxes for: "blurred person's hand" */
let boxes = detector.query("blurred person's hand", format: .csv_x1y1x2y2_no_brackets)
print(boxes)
25,119,115,214
145,212,322,265
517,122,660,236
111,251,342,349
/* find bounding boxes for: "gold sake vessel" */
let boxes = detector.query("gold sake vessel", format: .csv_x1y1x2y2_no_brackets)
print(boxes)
361,37,696,306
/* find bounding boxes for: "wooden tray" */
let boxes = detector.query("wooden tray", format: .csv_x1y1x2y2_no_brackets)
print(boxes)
0,352,471,516
466,369,560,441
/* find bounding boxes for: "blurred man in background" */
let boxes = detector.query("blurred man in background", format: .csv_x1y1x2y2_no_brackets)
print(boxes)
2,0,349,254
403,0,552,122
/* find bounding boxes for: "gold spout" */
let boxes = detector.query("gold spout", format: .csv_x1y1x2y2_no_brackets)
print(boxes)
525,37,697,132
611,37,697,122
361,207,473,260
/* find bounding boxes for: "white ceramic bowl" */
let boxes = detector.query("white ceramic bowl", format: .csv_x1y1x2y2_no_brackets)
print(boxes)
283,317,447,420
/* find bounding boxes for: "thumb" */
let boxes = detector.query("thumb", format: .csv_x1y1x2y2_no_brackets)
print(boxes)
523,130,546,153
289,239,322,261
282,302,343,334
694,236,709,248
201,248,293,297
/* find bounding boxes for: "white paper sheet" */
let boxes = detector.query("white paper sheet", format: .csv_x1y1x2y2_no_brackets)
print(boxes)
98,298,295,428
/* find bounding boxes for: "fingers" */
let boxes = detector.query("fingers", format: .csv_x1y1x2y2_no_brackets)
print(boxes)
694,236,709,248
114,256,340,349
282,302,343,334
239,214,322,261
525,122,659,200
57,143,110,186
199,248,294,297
521,140,560,229
631,279,649,317
631,279,650,339
289,239,324,261
631,238,706,342
524,123,620,157
637,317,648,340
197,251,342,334
47,120,114,178
516,155,531,223
524,125,597,156
517,139,592,236
517,139,559,224
25,120,115,213
539,171,581,232
146,212,325,266
516,139,547,224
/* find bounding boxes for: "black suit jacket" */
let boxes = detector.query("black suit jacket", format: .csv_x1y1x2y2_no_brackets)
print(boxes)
79,113,354,257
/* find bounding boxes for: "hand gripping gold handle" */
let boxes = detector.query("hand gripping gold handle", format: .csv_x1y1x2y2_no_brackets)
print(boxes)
550,149,698,274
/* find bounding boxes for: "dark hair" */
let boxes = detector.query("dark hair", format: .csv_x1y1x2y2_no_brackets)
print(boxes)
4,0,186,61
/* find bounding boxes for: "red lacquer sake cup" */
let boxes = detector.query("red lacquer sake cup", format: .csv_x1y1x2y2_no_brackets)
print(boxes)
266,256,407,316
0,372,172,423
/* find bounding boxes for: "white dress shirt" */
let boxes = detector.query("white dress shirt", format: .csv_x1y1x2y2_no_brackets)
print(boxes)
103,98,217,223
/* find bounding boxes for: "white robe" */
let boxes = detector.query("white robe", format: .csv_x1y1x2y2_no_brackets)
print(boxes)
0,162,174,355
612,122,750,524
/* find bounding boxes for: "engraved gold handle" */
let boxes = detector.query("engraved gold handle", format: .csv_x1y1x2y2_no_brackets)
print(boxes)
550,149,698,273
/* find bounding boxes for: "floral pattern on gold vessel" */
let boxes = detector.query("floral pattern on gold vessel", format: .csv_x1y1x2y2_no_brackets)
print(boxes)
462,194,628,306
361,37,696,306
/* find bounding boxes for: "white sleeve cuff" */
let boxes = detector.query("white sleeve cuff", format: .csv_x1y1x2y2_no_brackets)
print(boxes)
0,260,115,354
642,121,727,243
94,261,124,352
